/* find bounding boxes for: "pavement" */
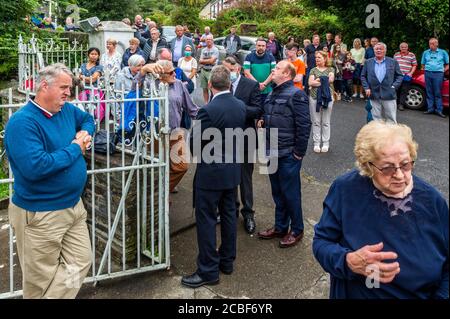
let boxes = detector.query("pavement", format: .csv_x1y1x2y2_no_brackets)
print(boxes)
1,86,448,299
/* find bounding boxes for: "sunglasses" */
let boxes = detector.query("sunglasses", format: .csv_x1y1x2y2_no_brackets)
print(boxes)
369,161,415,176
163,70,175,75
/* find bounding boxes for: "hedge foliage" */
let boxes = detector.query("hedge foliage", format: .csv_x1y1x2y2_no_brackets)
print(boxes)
214,0,448,56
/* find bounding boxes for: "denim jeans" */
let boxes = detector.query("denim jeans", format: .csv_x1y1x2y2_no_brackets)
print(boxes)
425,71,444,113
269,154,304,235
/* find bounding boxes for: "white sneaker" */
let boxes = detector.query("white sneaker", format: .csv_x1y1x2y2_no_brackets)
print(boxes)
359,94,364,99
321,145,329,153
352,93,357,98
314,146,321,153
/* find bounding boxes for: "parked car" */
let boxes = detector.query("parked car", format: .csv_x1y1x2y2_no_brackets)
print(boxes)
213,36,258,65
401,69,449,110
161,26,176,43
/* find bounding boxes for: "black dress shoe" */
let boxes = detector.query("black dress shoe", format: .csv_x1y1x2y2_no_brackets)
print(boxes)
181,273,219,288
244,216,256,234
219,265,233,275
436,112,447,118
424,110,434,114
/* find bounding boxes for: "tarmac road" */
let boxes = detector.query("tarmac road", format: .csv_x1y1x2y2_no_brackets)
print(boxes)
1,86,448,299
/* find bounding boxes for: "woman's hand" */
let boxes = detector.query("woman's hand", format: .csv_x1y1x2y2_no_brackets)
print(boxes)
346,242,400,283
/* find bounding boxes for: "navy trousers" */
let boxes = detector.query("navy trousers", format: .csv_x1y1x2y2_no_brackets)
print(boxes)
425,71,444,113
195,187,237,281
269,154,304,235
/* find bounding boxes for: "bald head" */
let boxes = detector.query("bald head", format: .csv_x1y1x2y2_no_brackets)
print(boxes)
158,48,172,61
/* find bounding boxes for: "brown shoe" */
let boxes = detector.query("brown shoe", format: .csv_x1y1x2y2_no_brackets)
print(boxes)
279,231,304,248
257,227,287,239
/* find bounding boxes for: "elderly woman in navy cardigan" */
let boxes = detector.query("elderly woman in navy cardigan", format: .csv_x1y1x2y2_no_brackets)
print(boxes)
313,121,448,299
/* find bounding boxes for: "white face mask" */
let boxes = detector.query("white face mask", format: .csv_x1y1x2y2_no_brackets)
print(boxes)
230,71,238,83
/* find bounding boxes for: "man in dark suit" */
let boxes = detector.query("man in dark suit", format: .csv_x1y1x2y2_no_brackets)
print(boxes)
361,42,403,123
222,56,262,234
182,65,246,288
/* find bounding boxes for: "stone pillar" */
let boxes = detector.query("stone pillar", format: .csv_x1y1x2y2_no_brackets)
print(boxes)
88,21,135,55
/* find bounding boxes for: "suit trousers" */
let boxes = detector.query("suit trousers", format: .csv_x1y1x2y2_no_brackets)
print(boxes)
195,187,237,281
8,200,92,299
370,99,397,123
236,162,254,218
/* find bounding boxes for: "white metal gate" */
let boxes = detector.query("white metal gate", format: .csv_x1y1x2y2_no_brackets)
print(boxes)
0,79,171,298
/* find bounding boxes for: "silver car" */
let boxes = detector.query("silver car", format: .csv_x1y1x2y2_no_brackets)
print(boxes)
213,36,257,65
161,26,177,43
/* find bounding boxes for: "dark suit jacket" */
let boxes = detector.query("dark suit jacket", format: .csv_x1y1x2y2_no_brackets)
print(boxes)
361,57,403,100
190,92,246,190
233,76,262,129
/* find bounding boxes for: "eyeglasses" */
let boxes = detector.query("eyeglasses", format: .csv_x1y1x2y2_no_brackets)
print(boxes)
369,161,415,176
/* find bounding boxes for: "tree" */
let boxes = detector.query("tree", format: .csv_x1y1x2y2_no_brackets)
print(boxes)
78,0,139,21
0,0,40,22
303,0,448,54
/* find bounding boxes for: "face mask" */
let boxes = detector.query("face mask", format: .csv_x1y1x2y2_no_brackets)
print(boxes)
230,72,238,83
185,51,192,57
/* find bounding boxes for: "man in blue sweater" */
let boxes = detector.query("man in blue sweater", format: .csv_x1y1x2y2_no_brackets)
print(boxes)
5,63,95,299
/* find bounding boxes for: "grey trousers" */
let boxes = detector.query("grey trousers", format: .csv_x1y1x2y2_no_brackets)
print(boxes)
370,99,397,123
309,97,334,147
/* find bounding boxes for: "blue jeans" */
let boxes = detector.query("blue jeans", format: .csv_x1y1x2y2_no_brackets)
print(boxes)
269,154,304,235
425,71,444,113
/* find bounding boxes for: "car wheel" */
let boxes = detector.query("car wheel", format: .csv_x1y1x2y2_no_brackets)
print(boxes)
403,85,426,110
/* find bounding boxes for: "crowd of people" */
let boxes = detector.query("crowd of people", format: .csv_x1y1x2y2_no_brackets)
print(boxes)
4,15,449,300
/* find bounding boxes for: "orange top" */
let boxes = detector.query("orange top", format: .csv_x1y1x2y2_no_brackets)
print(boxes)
290,58,306,90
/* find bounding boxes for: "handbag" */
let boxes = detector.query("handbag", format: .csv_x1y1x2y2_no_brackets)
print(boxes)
93,130,119,155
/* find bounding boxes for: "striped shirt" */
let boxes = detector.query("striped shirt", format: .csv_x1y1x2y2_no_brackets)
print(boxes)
393,51,417,75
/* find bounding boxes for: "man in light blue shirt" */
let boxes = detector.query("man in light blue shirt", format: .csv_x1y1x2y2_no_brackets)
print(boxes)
421,38,449,117
374,57,386,83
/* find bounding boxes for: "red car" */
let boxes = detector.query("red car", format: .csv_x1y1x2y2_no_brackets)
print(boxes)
402,69,449,110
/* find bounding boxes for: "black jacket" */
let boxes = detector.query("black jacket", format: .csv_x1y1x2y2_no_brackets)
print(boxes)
263,80,311,158
233,76,262,129
190,92,246,190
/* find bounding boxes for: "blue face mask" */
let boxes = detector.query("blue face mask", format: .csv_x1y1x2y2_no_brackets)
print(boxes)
230,71,238,83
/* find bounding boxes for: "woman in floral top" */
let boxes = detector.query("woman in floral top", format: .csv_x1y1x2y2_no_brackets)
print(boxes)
100,38,122,79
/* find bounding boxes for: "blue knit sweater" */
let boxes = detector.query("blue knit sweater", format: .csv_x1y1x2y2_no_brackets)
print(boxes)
313,169,449,299
5,100,95,211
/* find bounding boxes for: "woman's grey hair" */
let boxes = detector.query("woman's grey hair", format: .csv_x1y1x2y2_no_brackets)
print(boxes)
210,65,230,90
36,63,73,91
128,54,145,67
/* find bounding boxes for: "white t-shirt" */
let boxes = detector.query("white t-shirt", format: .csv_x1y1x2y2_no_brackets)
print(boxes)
178,57,198,79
